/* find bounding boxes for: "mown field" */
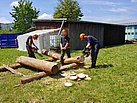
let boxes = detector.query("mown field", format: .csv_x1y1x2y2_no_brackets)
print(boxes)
0,44,137,103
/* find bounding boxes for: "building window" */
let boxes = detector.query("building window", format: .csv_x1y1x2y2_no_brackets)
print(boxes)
132,32,134,35
128,33,130,35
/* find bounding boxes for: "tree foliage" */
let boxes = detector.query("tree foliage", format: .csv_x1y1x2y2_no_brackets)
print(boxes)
10,0,39,33
53,0,83,21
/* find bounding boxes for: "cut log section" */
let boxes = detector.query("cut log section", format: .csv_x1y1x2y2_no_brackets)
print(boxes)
0,63,22,71
16,56,59,74
44,57,54,62
42,49,61,60
3,65,25,76
57,55,85,64
64,56,85,64
20,72,46,84
59,63,85,71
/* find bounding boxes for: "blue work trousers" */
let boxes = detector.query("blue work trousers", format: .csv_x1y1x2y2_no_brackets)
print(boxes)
91,43,100,67
60,48,71,65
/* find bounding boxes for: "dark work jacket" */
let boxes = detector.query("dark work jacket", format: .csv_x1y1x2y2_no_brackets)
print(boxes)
26,36,33,46
60,35,70,48
87,36,99,47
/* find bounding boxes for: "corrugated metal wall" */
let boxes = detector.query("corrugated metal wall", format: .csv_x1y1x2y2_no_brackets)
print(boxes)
34,21,68,30
68,22,104,49
104,25,125,46
33,20,125,50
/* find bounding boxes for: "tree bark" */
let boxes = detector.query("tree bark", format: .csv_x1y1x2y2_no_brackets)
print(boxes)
16,56,59,74
59,63,85,71
44,57,54,62
3,65,25,76
57,55,85,64
64,55,84,64
20,72,46,84
0,63,22,71
42,49,61,60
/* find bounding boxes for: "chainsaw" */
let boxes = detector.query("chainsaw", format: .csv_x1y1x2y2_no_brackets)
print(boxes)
82,47,90,57
32,47,43,57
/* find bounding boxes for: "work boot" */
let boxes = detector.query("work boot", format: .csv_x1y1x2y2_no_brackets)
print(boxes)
91,64,95,68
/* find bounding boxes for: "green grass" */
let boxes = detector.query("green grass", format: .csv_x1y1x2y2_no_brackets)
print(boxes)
0,44,137,103
0,30,18,34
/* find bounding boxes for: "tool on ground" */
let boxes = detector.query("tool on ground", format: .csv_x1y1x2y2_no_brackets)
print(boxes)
82,47,90,57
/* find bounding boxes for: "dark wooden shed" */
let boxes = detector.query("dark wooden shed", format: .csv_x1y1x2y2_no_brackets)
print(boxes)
32,19,125,50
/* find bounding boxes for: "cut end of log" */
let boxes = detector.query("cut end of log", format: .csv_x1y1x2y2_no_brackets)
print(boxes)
77,55,85,63
80,55,85,63
51,65,59,74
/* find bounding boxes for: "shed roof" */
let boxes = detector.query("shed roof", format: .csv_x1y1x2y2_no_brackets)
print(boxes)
19,28,59,37
32,19,125,26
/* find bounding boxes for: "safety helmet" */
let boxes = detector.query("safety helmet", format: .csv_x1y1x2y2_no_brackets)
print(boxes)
80,33,85,40
33,34,38,39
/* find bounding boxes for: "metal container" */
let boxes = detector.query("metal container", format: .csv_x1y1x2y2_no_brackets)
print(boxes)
50,35,61,49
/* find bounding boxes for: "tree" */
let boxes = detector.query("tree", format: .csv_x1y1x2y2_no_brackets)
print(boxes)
53,0,83,21
10,0,39,33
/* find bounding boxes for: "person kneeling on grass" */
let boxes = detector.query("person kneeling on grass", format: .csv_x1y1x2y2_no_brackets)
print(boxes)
80,33,100,68
26,34,39,58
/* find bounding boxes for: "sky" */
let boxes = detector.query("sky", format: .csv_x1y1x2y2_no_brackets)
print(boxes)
0,0,137,24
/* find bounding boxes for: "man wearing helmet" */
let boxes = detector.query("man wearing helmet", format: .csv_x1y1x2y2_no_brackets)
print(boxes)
80,33,100,68
26,34,39,58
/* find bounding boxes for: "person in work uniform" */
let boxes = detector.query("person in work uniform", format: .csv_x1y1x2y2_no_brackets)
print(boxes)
60,28,71,65
26,34,38,58
80,33,100,68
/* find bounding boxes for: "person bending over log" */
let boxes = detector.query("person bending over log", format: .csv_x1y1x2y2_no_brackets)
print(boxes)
80,33,100,68
26,34,38,58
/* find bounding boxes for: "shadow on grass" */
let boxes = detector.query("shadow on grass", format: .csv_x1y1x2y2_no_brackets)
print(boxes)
50,72,64,79
50,68,77,79
50,64,114,79
23,65,42,72
97,64,113,68
88,64,113,69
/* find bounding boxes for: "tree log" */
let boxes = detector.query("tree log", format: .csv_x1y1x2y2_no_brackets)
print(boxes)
64,55,84,64
16,56,59,74
42,49,61,60
3,65,25,76
44,57,54,62
20,72,46,84
57,55,85,64
0,63,22,71
59,63,85,71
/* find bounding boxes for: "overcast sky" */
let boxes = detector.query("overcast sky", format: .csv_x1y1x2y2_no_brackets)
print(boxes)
0,0,137,23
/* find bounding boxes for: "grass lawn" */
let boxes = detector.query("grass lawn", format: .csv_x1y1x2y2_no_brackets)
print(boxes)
0,44,137,103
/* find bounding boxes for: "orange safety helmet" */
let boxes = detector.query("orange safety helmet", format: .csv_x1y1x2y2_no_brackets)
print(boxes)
33,34,38,39
80,33,86,40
